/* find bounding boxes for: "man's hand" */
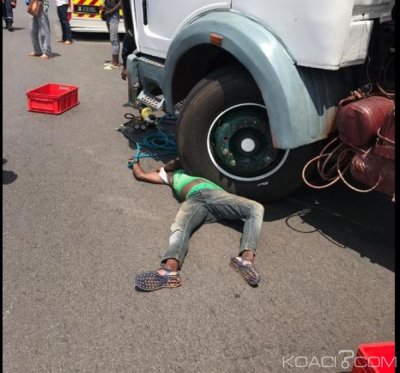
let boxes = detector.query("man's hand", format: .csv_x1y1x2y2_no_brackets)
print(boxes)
127,156,136,169
121,68,128,81
131,159,166,185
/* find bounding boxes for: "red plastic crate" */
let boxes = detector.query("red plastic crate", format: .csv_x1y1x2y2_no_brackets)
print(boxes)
352,342,396,373
26,83,79,114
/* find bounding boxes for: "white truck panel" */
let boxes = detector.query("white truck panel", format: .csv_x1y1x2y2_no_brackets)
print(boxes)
132,0,393,68
340,20,374,67
133,0,230,57
232,0,393,69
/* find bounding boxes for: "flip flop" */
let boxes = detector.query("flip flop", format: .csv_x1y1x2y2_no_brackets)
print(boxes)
229,256,260,286
104,64,118,70
135,269,182,291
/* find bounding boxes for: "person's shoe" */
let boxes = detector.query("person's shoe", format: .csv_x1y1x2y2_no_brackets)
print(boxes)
40,54,49,60
135,269,182,291
229,256,260,286
6,20,13,31
64,40,72,45
29,52,42,57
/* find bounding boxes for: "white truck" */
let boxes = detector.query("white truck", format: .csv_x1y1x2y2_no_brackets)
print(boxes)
121,0,395,201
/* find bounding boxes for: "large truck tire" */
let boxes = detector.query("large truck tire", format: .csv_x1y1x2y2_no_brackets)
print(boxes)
177,68,318,202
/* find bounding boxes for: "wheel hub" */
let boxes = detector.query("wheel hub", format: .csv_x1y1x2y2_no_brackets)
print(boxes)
207,103,288,181
240,138,256,153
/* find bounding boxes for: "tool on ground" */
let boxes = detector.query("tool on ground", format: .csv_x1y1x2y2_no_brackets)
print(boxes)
140,106,157,125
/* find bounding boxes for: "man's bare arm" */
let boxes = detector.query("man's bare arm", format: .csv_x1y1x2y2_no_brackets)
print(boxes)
103,1,121,16
132,161,165,185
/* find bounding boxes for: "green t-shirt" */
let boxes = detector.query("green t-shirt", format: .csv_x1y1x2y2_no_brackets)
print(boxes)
172,169,223,199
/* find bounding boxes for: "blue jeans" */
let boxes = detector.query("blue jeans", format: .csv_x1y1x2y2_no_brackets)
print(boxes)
57,4,72,42
30,10,52,56
2,0,13,22
161,189,265,268
106,13,120,56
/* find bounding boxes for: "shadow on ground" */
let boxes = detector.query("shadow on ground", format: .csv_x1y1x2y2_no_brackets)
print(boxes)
3,159,18,185
266,182,394,272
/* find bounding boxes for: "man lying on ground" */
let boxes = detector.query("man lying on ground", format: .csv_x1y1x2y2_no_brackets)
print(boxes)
130,157,265,291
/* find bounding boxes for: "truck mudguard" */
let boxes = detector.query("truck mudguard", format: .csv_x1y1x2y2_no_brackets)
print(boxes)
164,11,354,149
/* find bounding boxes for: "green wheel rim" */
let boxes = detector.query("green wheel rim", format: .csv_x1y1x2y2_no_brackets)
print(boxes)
207,103,289,181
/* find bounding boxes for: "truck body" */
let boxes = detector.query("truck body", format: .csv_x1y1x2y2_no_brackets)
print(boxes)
122,0,395,201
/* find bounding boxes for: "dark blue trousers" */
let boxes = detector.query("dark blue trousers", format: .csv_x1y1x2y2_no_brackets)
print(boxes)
57,4,72,42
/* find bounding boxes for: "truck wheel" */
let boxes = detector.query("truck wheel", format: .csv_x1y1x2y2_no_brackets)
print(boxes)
177,68,317,202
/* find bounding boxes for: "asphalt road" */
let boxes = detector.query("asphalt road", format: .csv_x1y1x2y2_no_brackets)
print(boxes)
2,5,395,373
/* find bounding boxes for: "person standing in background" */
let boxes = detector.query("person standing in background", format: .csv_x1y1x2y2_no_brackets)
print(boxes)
101,0,121,69
29,0,52,59
120,29,136,80
55,0,72,44
2,0,15,31
119,0,135,79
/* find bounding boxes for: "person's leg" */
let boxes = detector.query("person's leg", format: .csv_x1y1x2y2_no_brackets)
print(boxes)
39,10,52,57
30,16,43,56
109,14,120,65
203,189,264,285
203,190,264,257
58,4,72,42
135,195,210,291
104,18,112,64
3,3,7,24
63,5,72,42
161,196,209,270
56,5,66,41
4,0,13,30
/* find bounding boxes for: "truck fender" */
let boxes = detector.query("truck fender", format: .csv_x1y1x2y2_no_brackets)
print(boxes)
164,11,352,149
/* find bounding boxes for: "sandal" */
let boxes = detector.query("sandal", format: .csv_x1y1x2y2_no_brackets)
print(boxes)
229,257,260,286
135,269,182,291
104,64,118,70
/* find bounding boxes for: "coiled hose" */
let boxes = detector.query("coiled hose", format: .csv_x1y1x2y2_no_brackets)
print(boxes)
126,113,177,168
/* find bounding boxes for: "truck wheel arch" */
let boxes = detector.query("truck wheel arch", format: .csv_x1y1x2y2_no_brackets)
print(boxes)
164,11,353,149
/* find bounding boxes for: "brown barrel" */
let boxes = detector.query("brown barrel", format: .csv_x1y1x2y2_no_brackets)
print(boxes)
336,96,394,147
